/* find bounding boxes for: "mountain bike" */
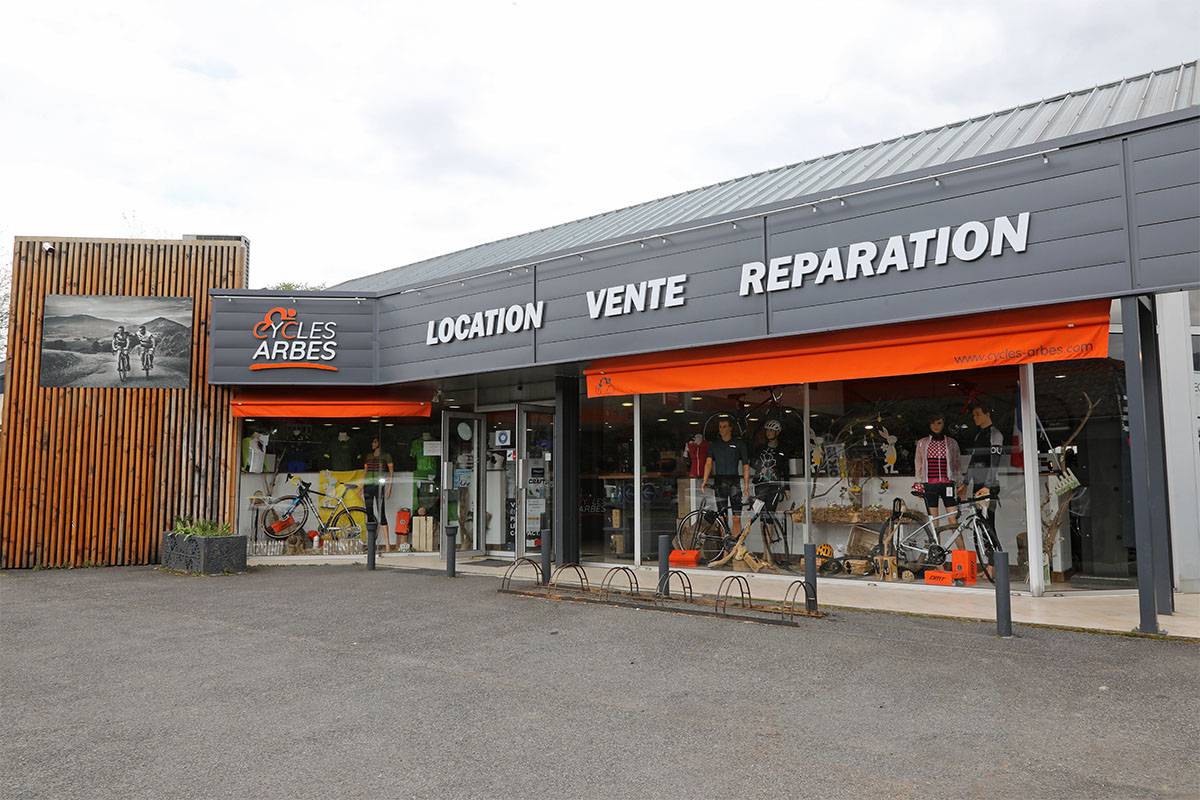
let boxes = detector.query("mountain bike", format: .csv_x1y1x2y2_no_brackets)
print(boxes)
116,348,131,382
674,488,792,566
261,474,367,553
878,491,1002,582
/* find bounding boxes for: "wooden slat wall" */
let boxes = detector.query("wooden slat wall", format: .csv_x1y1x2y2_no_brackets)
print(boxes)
0,236,247,568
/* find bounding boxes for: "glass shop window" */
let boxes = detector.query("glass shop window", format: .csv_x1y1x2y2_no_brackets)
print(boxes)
578,391,635,562
237,415,442,557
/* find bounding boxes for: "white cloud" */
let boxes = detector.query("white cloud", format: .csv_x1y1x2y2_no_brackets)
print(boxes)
1,0,1195,288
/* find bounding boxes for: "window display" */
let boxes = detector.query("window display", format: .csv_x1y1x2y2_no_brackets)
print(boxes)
578,392,634,561
238,417,441,556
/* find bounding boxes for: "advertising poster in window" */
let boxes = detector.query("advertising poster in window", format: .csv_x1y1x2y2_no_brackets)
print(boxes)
39,295,193,388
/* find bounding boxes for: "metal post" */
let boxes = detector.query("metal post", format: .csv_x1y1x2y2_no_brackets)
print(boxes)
541,529,552,586
802,384,811,547
804,543,817,612
658,534,670,597
445,526,457,578
995,556,1013,638
1019,363,1044,595
1121,296,1161,634
366,521,377,570
1137,299,1175,614
633,394,643,568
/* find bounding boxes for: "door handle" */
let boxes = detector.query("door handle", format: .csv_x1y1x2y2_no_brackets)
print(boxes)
517,458,525,490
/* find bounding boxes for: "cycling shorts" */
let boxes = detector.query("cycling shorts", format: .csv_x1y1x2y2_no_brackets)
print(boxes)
920,482,958,509
712,476,743,514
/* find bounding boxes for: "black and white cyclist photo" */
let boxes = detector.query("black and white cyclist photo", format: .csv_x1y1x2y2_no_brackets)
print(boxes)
39,295,193,388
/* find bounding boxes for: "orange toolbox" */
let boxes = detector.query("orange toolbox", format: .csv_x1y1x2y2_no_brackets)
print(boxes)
669,549,701,567
923,569,955,586
951,550,978,584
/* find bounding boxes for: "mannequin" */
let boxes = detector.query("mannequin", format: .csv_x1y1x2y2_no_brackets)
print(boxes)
915,413,962,543
363,436,394,551
963,402,1003,530
685,433,709,518
702,418,750,540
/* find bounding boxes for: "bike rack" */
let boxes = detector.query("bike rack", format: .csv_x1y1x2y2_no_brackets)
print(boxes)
782,579,818,621
715,574,752,615
500,557,543,591
654,569,694,602
599,566,640,600
549,563,590,592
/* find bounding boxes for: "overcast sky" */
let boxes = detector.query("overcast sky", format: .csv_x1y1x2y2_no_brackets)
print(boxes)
0,1,1195,289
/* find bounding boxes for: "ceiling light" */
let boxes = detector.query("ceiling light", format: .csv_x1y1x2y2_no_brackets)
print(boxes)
689,421,699,426
949,382,958,387
673,409,685,414
445,398,456,403
748,417,759,422
784,409,793,414
657,418,667,422
449,405,461,409
245,418,255,422
323,423,333,427
352,426,361,430
621,402,633,407
1054,374,1067,379
691,396,703,401
864,424,875,430
385,423,395,427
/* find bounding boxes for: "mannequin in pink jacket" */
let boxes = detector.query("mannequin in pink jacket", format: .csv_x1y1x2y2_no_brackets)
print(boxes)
914,413,963,533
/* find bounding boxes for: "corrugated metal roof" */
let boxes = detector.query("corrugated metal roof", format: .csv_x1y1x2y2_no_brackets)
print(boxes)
337,61,1199,292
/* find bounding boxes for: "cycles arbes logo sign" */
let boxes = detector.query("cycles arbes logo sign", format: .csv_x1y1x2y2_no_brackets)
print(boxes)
250,307,338,371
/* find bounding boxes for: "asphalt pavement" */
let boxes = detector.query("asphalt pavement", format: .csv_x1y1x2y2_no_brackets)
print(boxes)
1,565,1197,800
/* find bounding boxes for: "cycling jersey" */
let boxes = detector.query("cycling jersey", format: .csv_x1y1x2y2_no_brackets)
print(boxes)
135,333,155,351
112,331,132,351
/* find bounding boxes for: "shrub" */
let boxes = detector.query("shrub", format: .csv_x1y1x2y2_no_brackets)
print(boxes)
172,517,233,537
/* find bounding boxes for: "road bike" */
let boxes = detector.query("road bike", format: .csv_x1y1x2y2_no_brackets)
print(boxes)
116,348,132,382
674,487,792,566
261,474,367,553
877,491,1003,582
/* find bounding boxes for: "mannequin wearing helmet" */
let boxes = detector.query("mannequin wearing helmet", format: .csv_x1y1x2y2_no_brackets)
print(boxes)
750,419,791,508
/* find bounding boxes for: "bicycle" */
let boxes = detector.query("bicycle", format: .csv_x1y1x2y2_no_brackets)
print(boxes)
877,491,1003,583
674,488,792,567
260,474,368,553
140,346,154,377
116,348,131,382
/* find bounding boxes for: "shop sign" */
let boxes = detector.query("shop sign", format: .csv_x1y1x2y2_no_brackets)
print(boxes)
250,306,339,371
425,302,544,345
739,212,1031,296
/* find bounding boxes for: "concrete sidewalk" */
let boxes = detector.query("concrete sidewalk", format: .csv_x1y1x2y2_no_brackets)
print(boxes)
250,553,1200,638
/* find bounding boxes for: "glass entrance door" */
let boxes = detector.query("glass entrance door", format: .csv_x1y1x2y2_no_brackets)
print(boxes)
518,405,554,558
441,412,485,557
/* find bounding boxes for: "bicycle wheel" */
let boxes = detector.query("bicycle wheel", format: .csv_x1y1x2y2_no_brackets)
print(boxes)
971,519,999,584
680,509,728,563
675,508,715,550
880,517,926,563
327,507,366,550
261,496,308,540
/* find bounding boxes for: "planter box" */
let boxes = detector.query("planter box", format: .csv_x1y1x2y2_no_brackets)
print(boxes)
161,533,247,574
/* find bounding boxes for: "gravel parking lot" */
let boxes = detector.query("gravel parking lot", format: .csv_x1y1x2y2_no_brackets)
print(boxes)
2,565,1197,800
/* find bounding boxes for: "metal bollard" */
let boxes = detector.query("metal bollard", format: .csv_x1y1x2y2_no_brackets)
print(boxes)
658,534,671,597
367,522,377,571
803,542,818,613
445,526,457,578
541,531,552,586
994,553,1012,637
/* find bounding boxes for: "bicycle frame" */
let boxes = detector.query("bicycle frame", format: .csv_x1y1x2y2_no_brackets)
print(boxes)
892,497,992,560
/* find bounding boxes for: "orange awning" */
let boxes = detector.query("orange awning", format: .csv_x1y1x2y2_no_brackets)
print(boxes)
231,389,432,419
586,300,1110,398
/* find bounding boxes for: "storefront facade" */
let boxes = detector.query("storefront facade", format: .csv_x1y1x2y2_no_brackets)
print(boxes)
203,77,1199,632
3,65,1197,635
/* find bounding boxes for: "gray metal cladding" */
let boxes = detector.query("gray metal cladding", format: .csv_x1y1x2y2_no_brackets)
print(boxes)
1127,119,1200,290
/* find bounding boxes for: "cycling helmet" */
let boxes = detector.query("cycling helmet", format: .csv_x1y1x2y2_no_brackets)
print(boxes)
815,543,834,558
764,419,782,433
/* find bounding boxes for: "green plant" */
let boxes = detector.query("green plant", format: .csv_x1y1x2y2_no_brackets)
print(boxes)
172,516,233,537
